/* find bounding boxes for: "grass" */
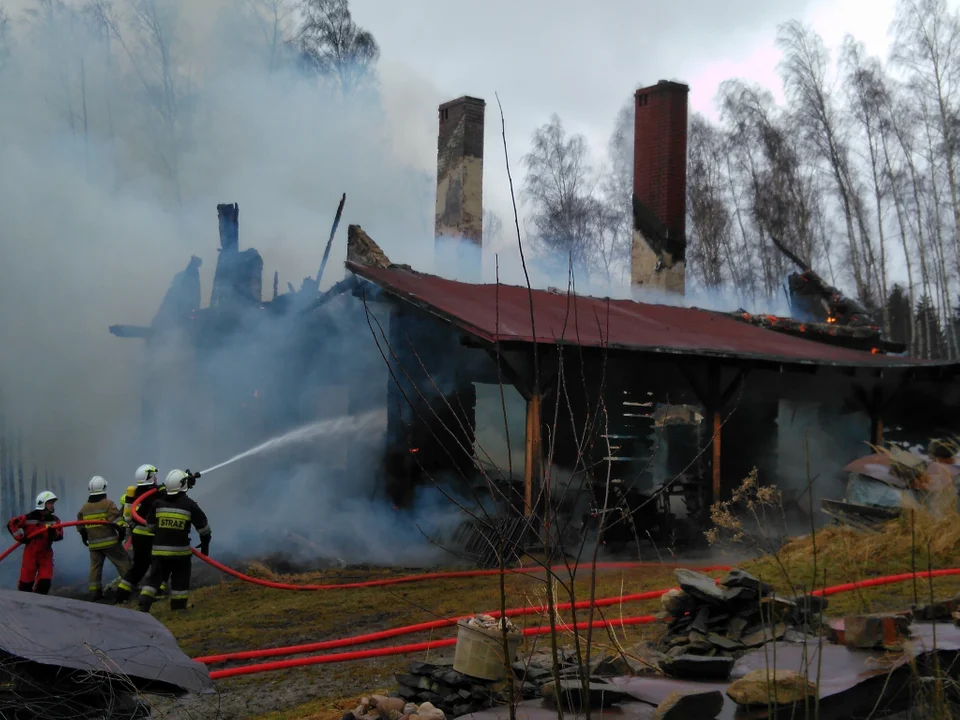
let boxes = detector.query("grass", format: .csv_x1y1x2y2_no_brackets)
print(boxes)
145,500,960,719
153,561,683,718
743,502,960,615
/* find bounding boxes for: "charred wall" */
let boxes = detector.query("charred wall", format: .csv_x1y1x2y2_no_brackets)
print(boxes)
435,96,485,283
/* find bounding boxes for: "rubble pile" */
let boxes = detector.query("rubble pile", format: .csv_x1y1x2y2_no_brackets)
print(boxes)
391,660,535,719
655,569,826,680
345,696,445,720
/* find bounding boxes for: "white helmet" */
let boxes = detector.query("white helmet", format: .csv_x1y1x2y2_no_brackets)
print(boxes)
164,469,188,495
135,464,159,487
35,490,57,511
88,476,108,494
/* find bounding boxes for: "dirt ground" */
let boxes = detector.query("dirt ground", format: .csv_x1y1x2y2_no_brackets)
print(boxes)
137,559,685,720
51,521,960,720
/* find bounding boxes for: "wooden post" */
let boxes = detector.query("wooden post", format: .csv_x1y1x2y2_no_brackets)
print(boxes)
869,386,884,446
712,410,722,505
524,393,542,517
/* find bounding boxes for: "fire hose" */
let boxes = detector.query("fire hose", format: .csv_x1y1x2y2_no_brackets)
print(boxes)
206,615,660,680
0,519,111,563
129,487,733,590
199,565,960,680
195,585,681,665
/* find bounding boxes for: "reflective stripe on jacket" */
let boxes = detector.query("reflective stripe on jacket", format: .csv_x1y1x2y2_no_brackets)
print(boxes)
77,496,122,550
145,493,211,557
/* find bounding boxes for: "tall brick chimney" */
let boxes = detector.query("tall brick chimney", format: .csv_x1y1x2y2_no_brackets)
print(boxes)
631,80,689,294
435,96,485,282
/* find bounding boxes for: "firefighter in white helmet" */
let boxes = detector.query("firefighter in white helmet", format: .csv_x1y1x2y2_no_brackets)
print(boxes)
6,491,63,593
139,469,211,613
114,464,166,604
76,476,132,602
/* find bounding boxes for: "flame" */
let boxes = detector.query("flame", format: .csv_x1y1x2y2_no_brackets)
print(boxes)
410,447,420,454
871,347,880,354
826,316,837,324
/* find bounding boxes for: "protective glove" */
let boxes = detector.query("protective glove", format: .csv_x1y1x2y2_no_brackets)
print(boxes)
198,538,210,556
47,527,59,541
81,537,88,547
116,525,126,543
17,534,29,545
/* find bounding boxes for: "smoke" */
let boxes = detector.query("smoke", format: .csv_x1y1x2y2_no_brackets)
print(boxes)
0,0,478,581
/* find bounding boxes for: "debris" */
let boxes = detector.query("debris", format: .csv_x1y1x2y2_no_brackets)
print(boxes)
653,689,724,719
841,613,912,650
541,680,632,712
675,569,751,605
658,654,734,680
726,669,817,707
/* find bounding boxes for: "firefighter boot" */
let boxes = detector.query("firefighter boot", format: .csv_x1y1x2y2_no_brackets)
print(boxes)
91,589,104,602
34,579,51,595
113,580,134,604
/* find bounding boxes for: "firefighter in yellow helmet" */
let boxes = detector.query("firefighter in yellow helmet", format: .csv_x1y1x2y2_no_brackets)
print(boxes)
77,475,131,601
114,464,166,604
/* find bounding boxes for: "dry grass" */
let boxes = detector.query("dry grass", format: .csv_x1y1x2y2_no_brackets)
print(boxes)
148,496,960,719
744,500,960,615
154,562,683,719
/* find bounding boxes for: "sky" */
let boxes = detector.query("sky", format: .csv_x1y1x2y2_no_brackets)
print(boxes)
351,0,912,262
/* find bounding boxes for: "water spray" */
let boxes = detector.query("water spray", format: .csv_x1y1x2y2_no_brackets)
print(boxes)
193,409,387,479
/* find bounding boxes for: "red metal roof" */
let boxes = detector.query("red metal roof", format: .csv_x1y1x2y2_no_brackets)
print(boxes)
347,262,943,368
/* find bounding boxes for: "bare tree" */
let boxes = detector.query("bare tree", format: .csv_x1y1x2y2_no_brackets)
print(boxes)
892,0,960,279
523,114,624,283
296,0,379,96
686,114,731,289
777,20,878,308
483,209,504,249
841,37,893,331
243,0,294,76
0,6,10,73
92,0,189,204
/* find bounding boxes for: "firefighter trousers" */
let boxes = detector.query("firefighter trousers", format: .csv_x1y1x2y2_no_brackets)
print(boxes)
138,555,191,612
114,533,152,602
18,544,53,594
89,543,132,595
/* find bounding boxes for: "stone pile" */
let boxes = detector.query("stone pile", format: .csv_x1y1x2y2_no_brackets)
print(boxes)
345,696,445,720
655,569,826,680
392,660,536,718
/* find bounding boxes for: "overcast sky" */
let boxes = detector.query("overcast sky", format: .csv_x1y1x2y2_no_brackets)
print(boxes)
347,0,919,266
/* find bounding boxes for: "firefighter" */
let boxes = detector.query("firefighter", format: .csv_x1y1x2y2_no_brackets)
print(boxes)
138,469,211,613
6,491,63,594
114,464,165,604
77,476,132,601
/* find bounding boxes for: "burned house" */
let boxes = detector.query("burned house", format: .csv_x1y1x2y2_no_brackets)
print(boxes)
109,85,960,561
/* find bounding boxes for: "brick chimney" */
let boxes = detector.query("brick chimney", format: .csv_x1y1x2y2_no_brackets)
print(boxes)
631,80,689,294
435,96,485,282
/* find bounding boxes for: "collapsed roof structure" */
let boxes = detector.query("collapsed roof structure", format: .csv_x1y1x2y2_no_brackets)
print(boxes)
108,84,960,559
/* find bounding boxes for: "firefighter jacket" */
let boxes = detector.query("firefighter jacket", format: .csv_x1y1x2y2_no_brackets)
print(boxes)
144,492,211,557
7,510,63,550
76,495,123,550
122,485,166,537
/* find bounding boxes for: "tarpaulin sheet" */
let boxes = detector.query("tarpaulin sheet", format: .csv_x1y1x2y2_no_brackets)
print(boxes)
0,589,211,694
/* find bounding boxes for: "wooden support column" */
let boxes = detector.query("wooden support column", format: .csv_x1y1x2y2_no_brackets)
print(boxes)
712,409,722,505
524,392,542,517
707,363,723,507
869,386,884,446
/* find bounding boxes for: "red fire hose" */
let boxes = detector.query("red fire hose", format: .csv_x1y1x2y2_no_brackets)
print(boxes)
131,487,733,590
206,614,659,680
0,520,110,563
195,585,681,665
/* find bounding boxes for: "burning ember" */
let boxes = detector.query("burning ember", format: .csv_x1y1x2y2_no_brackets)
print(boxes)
731,310,905,355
